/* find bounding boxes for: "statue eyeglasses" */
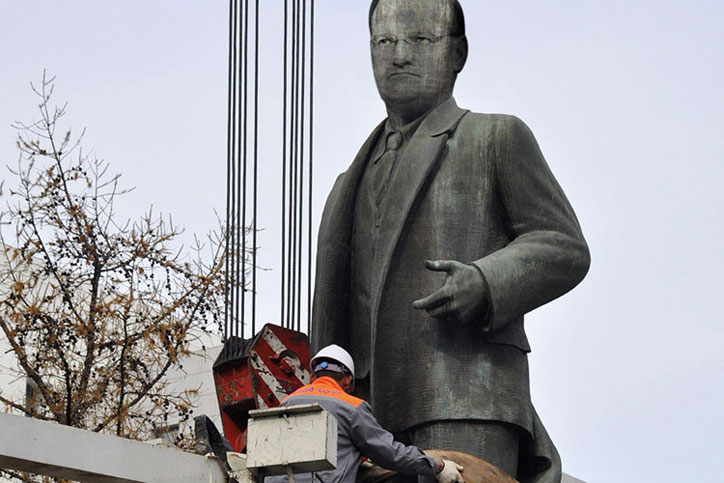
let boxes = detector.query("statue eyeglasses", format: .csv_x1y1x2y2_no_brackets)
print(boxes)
370,34,458,53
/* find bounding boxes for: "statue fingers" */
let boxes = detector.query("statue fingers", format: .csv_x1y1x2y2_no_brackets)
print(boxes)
427,303,456,320
412,287,451,310
424,259,460,274
430,301,465,321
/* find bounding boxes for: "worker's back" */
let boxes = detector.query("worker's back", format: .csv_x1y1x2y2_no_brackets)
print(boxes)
277,377,367,483
268,376,438,483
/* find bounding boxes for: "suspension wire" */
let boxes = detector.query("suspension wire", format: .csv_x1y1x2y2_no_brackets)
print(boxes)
281,0,289,329
237,0,246,343
285,0,293,330
307,0,314,335
291,0,299,332
224,0,237,354
297,0,307,333
230,0,240,345
224,0,314,340
286,0,292,329
251,0,260,336
288,0,298,331
238,0,245,343
293,0,303,332
239,0,250,340
235,0,243,345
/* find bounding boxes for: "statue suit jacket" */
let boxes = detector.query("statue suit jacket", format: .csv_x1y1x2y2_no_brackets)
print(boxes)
312,98,590,437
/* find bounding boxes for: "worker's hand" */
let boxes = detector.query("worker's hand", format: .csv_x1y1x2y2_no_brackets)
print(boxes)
412,260,489,325
434,459,465,483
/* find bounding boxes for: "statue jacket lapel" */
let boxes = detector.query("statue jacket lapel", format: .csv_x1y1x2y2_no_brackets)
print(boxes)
368,99,469,359
312,99,469,355
311,120,385,351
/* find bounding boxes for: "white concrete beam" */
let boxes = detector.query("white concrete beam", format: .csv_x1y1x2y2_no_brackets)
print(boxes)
0,413,227,483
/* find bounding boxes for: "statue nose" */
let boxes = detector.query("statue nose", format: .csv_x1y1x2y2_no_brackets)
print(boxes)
392,42,413,66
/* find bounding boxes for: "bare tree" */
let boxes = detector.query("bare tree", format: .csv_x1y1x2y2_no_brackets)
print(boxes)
0,73,235,481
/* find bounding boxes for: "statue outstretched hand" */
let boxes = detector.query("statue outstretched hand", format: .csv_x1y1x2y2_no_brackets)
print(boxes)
412,260,489,325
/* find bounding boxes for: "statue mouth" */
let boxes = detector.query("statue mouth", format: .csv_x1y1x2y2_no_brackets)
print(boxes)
388,72,420,79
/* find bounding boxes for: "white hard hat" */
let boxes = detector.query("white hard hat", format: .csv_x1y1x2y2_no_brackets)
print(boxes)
311,344,355,379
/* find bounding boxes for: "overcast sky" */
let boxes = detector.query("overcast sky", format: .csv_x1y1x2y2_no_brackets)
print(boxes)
1,1,722,482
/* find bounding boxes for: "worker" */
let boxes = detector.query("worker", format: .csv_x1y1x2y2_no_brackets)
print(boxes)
271,344,465,483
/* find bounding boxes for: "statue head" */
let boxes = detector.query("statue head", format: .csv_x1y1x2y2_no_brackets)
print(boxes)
369,0,468,124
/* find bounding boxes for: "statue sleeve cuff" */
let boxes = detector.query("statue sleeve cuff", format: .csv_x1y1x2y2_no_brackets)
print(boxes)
469,263,494,332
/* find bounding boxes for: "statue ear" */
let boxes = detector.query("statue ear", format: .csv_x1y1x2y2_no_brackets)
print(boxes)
454,36,468,74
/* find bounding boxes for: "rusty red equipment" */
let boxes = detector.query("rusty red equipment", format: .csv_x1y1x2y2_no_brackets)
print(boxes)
213,323,311,452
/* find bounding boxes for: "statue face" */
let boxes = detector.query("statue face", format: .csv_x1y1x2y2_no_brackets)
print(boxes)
370,0,464,120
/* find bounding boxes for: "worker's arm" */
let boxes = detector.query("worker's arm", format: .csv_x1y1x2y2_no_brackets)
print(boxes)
350,402,439,475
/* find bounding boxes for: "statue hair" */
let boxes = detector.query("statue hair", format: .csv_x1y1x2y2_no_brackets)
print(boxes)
368,0,466,36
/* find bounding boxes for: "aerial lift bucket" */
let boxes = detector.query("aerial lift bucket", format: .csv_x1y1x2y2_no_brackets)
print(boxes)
212,323,311,452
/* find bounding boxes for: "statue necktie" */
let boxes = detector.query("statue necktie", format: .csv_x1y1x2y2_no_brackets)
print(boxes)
373,130,403,206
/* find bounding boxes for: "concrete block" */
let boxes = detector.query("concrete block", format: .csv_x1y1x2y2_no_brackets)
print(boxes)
246,404,337,476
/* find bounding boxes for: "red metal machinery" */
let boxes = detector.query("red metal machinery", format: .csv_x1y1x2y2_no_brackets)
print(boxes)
213,323,311,452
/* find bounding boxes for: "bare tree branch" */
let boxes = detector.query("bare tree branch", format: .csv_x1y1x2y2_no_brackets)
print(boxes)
0,73,232,455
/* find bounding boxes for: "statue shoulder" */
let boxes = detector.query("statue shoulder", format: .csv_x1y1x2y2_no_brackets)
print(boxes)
322,171,348,211
490,113,536,141
459,112,541,152
448,111,527,149
459,111,529,132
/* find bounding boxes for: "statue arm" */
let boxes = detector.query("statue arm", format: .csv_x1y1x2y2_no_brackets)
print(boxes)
310,172,351,352
472,115,590,332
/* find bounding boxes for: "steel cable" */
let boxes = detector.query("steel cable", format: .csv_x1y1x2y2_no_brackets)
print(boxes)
224,0,314,340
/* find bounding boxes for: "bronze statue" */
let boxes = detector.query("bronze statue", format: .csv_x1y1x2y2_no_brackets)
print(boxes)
312,1,590,481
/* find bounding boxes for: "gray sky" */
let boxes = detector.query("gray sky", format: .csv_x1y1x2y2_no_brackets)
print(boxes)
1,1,722,481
